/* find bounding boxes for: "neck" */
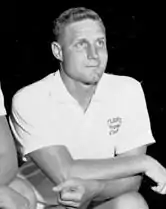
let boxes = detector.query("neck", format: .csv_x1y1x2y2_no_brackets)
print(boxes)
60,70,97,111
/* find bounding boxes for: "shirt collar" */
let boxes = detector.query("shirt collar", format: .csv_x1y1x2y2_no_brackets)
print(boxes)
92,73,109,102
51,70,109,103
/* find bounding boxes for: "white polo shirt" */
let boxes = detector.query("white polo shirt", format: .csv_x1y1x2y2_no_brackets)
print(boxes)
0,85,6,116
10,71,155,159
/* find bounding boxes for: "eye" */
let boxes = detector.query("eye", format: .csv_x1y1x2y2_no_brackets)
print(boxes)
96,39,105,47
75,41,87,49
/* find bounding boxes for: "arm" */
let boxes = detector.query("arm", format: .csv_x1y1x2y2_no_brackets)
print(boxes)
53,175,142,208
52,146,146,207
0,116,18,185
30,144,149,184
93,146,147,200
95,175,142,201
52,145,166,209
30,142,166,194
0,184,31,209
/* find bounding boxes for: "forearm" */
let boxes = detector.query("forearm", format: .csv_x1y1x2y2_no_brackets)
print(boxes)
0,116,18,185
9,177,37,209
30,146,154,186
0,178,37,209
67,154,151,181
0,155,18,185
93,175,142,201
52,175,143,208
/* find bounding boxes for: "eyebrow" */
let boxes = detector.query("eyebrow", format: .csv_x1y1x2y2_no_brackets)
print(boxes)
75,37,106,43
96,37,106,42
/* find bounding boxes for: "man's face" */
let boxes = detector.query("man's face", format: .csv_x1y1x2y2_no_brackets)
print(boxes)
61,19,108,85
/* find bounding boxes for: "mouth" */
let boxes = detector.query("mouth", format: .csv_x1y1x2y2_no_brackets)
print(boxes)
86,65,99,68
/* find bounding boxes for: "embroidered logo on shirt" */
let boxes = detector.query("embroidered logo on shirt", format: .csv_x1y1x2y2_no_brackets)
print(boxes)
107,117,122,135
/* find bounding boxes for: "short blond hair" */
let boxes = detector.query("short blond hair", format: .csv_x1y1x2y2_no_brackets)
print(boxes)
52,7,105,43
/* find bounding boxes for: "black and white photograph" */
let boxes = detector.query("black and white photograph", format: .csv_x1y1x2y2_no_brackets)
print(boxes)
0,2,165,209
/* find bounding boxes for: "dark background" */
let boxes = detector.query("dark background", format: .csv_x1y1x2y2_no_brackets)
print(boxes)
2,2,166,208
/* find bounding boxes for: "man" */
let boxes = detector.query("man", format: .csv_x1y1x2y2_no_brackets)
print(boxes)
10,7,166,209
0,85,36,209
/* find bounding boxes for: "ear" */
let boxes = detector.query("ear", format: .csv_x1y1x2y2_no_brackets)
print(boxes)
51,42,63,61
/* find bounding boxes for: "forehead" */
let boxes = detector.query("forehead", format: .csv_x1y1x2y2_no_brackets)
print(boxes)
64,19,105,44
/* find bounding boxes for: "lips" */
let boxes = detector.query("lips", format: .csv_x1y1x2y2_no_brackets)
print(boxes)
86,64,99,68
86,66,98,67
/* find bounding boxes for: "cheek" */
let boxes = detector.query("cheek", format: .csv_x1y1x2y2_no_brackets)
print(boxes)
99,51,108,64
64,52,85,70
64,52,75,65
71,52,86,64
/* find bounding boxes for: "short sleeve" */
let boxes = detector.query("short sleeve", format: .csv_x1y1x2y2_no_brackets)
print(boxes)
0,85,6,116
115,80,155,154
9,91,57,155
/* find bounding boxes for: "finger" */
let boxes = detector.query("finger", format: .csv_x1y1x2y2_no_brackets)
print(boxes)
66,207,78,209
53,179,81,192
160,184,166,195
61,191,82,202
151,186,161,193
151,184,165,194
59,199,80,208
53,184,78,192
53,185,64,192
53,186,82,199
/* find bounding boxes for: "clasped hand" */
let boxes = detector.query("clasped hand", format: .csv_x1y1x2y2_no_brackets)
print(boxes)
52,157,166,208
53,178,100,208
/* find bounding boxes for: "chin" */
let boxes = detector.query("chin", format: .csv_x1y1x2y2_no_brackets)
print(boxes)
83,76,101,85
79,70,104,85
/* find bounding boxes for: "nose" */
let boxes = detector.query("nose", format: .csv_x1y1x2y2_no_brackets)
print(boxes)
87,45,98,60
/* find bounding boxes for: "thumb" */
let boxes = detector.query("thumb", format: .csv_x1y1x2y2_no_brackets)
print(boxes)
52,185,63,192
53,179,81,192
151,184,163,193
52,181,72,192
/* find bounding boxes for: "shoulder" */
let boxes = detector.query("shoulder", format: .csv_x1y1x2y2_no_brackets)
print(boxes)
103,73,143,95
12,73,55,113
103,73,141,88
